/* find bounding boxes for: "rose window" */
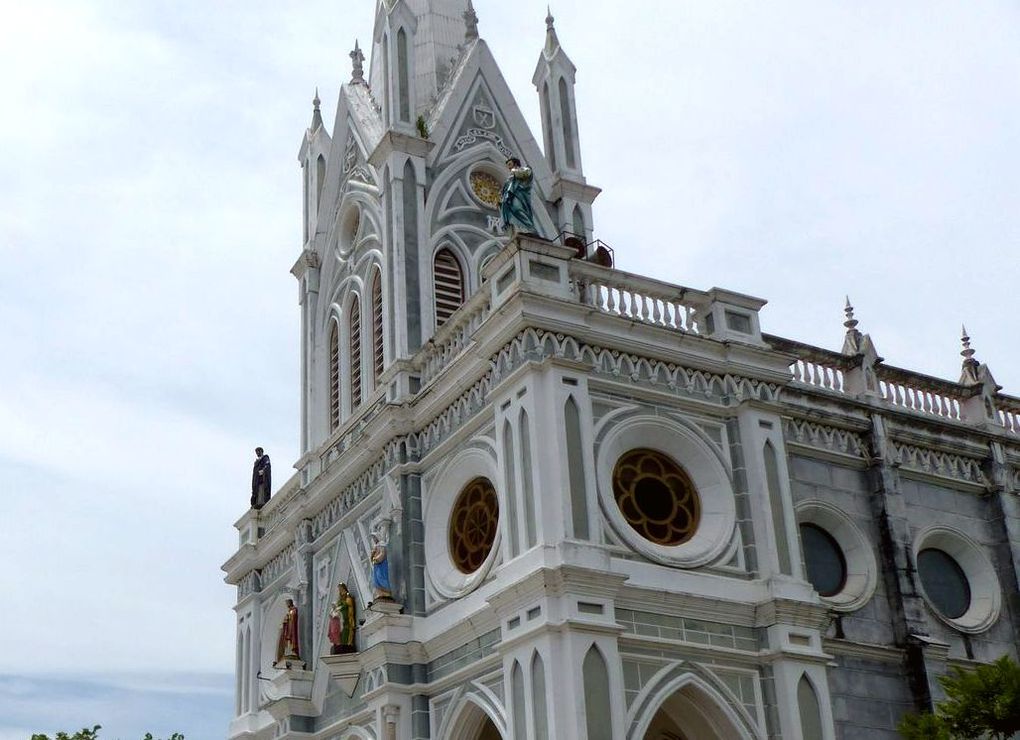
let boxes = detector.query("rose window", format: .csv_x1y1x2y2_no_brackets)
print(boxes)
612,449,700,546
469,170,502,209
449,477,499,573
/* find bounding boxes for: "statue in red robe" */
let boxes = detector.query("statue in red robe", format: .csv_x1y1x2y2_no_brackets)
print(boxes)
274,599,300,666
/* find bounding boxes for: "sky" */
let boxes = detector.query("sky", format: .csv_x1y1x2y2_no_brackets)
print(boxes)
1,0,1019,737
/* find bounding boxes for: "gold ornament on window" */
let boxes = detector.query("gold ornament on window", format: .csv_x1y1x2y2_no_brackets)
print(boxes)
612,449,700,546
469,170,502,209
449,477,499,573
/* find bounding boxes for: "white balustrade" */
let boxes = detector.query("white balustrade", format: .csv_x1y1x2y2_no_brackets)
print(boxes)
570,262,702,334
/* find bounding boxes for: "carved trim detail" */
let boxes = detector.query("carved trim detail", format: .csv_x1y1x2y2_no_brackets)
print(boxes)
892,442,990,488
783,418,868,460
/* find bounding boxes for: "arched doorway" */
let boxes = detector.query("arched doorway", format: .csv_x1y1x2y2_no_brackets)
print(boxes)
632,672,755,740
475,716,501,740
445,696,506,740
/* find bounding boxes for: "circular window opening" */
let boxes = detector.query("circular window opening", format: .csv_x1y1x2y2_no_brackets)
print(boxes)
800,523,847,597
469,169,502,209
612,449,700,546
918,548,971,620
449,477,499,574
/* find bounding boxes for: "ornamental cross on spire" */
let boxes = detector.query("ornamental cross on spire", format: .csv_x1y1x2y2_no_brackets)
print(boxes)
464,0,479,41
350,40,365,85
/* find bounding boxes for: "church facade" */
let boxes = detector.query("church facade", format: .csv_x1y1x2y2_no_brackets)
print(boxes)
221,2,1020,738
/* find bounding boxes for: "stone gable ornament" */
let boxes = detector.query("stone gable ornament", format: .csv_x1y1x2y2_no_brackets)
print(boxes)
472,103,495,130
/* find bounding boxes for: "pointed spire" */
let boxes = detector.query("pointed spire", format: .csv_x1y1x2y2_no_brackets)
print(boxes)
841,296,864,355
464,0,479,41
960,325,981,385
310,88,323,131
350,40,366,85
544,6,560,55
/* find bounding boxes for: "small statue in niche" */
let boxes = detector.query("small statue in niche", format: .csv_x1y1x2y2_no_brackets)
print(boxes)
369,525,394,603
499,157,542,238
251,447,272,509
274,598,300,667
327,582,357,655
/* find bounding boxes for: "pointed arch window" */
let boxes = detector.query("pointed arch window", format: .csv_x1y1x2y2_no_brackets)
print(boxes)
316,154,326,206
434,248,465,327
329,321,340,432
397,28,411,123
542,81,557,172
371,268,384,385
582,646,612,740
349,297,363,409
559,77,576,169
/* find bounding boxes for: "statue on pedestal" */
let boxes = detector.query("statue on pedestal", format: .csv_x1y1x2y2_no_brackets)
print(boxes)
499,157,542,238
274,598,300,667
251,447,272,509
327,583,357,655
369,525,393,603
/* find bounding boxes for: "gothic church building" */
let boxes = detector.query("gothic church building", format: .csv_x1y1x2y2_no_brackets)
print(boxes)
222,2,1020,738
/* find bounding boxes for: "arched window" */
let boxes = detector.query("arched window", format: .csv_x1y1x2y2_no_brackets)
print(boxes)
531,652,549,740
511,660,526,739
503,420,519,557
434,248,465,327
329,321,340,431
520,409,537,549
397,28,411,123
371,269,384,385
349,297,362,409
572,204,585,238
559,77,576,169
564,396,589,539
583,646,612,740
764,441,792,574
542,81,557,171
797,674,823,738
316,154,326,206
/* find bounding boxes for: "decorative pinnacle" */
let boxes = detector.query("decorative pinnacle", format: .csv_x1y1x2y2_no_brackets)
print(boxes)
464,0,479,41
350,40,366,84
961,325,977,362
310,87,323,131
544,5,560,54
841,295,864,355
843,296,858,332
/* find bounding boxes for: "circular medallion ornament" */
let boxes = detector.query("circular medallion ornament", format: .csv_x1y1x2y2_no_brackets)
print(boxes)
469,170,502,209
612,449,700,546
449,477,499,574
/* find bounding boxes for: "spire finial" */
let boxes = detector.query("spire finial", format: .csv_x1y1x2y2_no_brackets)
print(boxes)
350,40,366,85
959,324,983,385
841,296,864,355
544,5,560,54
961,325,977,363
464,0,479,41
310,87,324,131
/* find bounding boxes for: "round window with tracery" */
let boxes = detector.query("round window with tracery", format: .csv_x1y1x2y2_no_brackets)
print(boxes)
469,170,502,209
449,477,499,573
612,449,700,546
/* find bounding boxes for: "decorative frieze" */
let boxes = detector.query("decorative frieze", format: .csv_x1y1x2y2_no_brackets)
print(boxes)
262,543,297,587
784,418,868,460
891,442,990,489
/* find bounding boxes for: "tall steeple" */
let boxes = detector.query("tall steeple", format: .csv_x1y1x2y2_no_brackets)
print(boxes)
532,7,598,239
371,0,473,128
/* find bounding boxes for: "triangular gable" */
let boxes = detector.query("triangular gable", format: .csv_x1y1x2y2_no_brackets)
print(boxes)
314,85,383,255
428,40,554,194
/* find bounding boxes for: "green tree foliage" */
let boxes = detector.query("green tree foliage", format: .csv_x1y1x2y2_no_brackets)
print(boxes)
899,655,1020,739
30,727,183,740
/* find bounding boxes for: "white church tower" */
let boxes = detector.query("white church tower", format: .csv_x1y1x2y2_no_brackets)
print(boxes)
224,2,1020,739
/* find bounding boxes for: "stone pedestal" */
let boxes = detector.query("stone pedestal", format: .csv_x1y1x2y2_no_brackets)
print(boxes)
321,653,363,697
265,668,315,720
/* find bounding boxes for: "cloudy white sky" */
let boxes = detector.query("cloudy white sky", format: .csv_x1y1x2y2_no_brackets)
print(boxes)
2,0,1018,737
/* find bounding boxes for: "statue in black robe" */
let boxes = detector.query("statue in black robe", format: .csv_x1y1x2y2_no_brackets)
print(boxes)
251,447,272,509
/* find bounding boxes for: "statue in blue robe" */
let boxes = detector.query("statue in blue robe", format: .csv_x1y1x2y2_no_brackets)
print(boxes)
251,447,271,509
370,529,393,602
499,157,542,237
